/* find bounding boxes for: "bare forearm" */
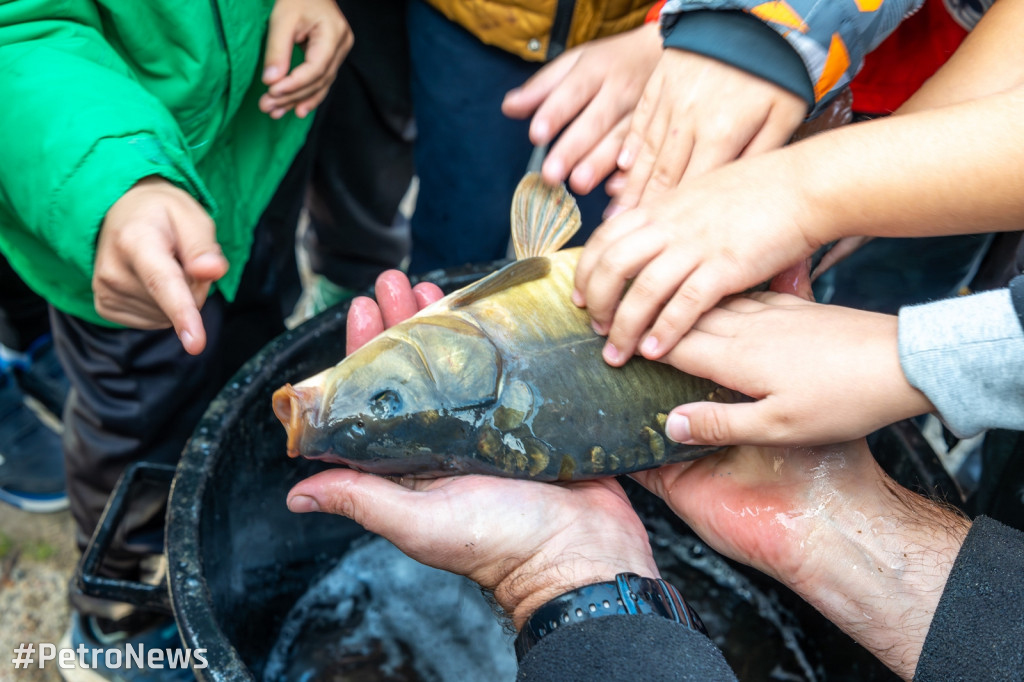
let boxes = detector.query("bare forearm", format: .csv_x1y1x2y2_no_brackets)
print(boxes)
790,86,1024,244
900,0,1024,113
783,476,969,680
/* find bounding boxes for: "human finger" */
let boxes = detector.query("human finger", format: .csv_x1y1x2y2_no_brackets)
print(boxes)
572,208,649,308
768,259,814,300
670,116,756,186
262,7,297,86
665,399,789,446
501,52,582,131
286,469,450,561
346,296,386,355
566,117,630,196
374,270,421,329
582,231,668,352
611,88,674,213
635,110,694,202
601,251,694,364
130,249,209,355
615,68,661,173
738,109,804,158
604,170,627,197
412,282,444,309
638,266,730,360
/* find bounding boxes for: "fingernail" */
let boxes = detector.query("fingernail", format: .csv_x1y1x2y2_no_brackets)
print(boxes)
287,495,320,513
666,413,691,443
504,87,521,101
544,158,565,182
617,148,633,168
571,289,585,307
271,108,286,120
603,203,624,220
532,120,550,144
640,335,659,357
263,66,280,82
180,330,194,348
572,163,594,189
591,320,608,336
602,341,621,365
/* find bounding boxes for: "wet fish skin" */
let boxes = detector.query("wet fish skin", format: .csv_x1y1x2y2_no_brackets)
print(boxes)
273,247,741,481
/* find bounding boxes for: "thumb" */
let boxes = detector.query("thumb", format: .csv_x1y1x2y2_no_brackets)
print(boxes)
287,469,423,540
666,401,768,446
263,9,297,84
176,212,228,283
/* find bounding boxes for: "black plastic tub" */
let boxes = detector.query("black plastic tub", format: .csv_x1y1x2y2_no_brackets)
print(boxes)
81,262,961,681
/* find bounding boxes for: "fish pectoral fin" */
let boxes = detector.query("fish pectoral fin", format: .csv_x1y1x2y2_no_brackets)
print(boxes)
510,172,582,259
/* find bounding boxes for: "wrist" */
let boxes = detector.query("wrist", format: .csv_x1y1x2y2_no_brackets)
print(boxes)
494,543,660,630
782,473,969,679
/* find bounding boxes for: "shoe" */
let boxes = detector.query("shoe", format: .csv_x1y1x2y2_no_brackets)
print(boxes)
11,333,70,420
59,612,200,681
0,370,67,513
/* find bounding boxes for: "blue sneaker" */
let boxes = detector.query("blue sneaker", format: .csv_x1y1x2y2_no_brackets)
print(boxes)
59,612,200,681
8,333,70,420
0,369,67,513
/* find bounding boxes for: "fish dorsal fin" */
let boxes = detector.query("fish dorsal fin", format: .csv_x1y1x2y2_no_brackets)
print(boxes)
511,172,582,259
449,257,550,310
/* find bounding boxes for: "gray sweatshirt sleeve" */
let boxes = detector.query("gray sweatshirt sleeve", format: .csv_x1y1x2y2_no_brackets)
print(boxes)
898,288,1024,438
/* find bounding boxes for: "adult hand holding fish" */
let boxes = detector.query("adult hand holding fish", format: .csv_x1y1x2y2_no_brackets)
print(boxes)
292,268,973,682
630,438,970,680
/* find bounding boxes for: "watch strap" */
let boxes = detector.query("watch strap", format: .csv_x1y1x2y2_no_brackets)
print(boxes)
514,573,706,661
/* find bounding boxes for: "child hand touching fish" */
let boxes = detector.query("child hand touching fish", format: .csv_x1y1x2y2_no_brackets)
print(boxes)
576,81,1024,368
659,292,935,447
608,47,806,216
501,23,663,196
288,268,975,681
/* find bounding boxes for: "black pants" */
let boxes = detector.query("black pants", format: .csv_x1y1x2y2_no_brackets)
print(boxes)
0,255,51,352
55,151,306,623
302,0,415,291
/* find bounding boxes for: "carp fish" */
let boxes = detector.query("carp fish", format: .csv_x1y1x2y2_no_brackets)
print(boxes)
272,173,745,481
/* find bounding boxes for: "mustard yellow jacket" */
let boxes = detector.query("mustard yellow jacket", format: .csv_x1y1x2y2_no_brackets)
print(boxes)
425,0,655,61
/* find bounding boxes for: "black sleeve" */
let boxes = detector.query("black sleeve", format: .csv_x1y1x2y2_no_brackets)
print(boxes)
914,516,1024,681
661,10,814,109
517,613,738,681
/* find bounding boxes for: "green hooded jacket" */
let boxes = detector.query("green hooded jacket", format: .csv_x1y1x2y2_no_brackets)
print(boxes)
0,0,311,325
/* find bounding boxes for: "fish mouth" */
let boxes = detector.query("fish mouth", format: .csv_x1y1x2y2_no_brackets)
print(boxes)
272,383,324,458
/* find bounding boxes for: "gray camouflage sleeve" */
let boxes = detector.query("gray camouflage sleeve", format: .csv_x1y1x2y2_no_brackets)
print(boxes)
898,288,1024,439
659,0,924,117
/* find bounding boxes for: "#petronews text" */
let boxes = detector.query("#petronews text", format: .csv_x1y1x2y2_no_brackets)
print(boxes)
11,642,208,670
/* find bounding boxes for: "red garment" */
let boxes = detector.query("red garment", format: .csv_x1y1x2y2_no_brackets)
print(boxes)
646,0,667,23
850,0,967,114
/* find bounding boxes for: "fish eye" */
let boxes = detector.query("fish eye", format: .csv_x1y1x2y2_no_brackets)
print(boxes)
370,389,402,418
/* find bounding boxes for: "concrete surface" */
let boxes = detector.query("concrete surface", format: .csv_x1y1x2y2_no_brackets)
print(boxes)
0,505,78,682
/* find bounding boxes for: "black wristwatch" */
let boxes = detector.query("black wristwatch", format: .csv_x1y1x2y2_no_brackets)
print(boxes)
514,573,707,661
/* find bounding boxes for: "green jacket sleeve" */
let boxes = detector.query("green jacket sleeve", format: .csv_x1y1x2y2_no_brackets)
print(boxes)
0,1,216,323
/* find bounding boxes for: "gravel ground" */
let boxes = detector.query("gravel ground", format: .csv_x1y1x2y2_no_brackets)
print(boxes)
0,505,78,682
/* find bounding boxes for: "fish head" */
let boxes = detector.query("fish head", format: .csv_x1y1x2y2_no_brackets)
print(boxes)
273,316,503,475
